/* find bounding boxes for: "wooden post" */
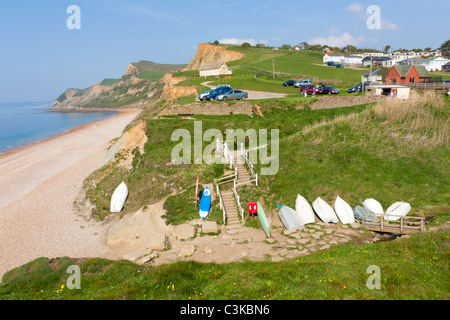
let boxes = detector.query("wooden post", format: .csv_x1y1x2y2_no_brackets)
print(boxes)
194,175,199,208
400,216,403,233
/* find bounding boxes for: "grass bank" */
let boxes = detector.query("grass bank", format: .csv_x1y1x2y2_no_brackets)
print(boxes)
0,228,447,299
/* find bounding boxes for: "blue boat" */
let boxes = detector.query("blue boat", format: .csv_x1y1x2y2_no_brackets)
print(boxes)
354,205,379,223
199,186,211,219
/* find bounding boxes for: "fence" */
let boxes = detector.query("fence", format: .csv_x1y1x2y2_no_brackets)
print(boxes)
402,82,450,90
360,212,425,234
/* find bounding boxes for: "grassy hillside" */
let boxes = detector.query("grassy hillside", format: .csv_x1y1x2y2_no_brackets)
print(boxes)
133,61,187,82
8,44,450,300
175,46,366,95
1,227,447,300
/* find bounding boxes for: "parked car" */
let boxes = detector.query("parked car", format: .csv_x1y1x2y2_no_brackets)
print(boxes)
216,89,248,101
327,61,335,66
321,86,339,94
300,84,322,95
347,84,361,93
442,80,450,83
335,64,344,68
198,85,232,101
202,86,233,101
282,80,296,86
198,89,213,101
294,79,312,87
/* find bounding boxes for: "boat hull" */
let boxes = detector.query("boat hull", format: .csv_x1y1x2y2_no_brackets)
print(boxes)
279,205,305,230
312,197,338,223
295,194,315,224
110,181,128,213
257,201,270,237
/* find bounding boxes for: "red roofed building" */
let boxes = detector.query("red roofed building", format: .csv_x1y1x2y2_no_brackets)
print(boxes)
385,65,431,85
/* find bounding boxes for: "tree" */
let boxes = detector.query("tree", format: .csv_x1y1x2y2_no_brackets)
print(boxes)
383,45,391,53
439,40,450,57
241,42,251,48
213,40,219,45
281,44,292,50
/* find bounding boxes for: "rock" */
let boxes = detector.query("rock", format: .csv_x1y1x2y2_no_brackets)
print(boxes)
320,244,330,250
202,221,218,234
298,238,310,245
290,233,301,239
136,251,159,264
311,232,323,239
178,245,196,258
204,246,212,253
174,224,196,240
123,249,152,263
265,238,276,244
150,234,170,251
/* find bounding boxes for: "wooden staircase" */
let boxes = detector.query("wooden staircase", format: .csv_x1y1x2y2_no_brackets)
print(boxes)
235,156,252,186
221,190,241,230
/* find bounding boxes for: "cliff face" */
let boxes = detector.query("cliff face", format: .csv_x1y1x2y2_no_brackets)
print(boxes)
52,61,185,111
183,43,245,71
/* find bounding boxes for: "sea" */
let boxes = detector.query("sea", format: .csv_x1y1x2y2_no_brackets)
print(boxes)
0,101,118,154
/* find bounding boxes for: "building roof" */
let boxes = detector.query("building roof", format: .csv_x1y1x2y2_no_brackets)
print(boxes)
199,61,227,70
362,68,388,76
391,65,431,78
394,65,411,77
363,56,391,61
414,65,431,78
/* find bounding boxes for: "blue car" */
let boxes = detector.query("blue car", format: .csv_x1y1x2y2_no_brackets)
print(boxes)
202,86,232,101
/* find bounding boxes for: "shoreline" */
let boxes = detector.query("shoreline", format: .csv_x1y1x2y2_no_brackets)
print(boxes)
0,107,141,279
0,108,135,159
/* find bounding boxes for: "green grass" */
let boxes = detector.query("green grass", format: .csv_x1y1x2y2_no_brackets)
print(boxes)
132,61,187,82
99,78,119,86
1,228,448,299
136,70,166,82
247,52,363,85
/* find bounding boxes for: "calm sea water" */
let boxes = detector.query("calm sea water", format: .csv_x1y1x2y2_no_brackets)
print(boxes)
0,101,118,154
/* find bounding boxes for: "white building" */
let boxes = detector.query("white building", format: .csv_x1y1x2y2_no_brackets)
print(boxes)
342,56,363,65
199,61,232,77
323,54,344,63
414,57,450,72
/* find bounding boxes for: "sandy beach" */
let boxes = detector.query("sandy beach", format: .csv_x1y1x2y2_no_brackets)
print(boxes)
0,108,140,279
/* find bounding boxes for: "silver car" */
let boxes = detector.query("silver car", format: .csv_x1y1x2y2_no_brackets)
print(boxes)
294,79,312,87
216,90,248,101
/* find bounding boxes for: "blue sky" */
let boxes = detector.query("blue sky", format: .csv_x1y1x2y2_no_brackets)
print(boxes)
0,0,448,102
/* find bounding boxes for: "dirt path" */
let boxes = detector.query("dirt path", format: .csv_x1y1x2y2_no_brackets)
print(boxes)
105,187,372,267
200,81,287,100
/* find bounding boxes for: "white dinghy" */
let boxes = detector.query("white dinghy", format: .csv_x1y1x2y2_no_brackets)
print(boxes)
334,196,355,224
110,181,128,213
295,194,316,224
312,197,338,223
